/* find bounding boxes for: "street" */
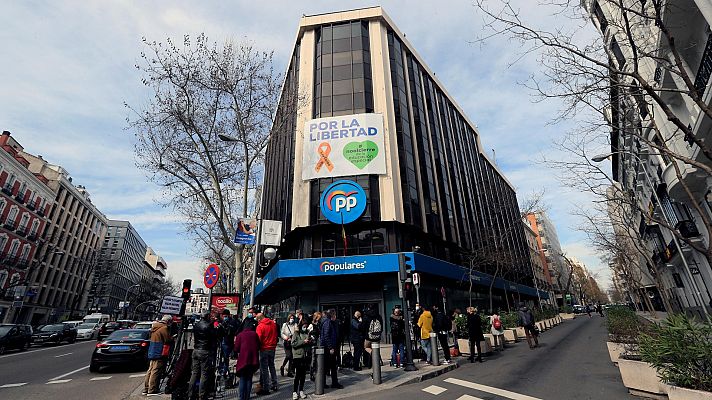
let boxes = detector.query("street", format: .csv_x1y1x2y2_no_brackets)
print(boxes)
368,316,629,400
0,340,146,400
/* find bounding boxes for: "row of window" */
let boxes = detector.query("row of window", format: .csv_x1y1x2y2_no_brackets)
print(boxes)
0,234,32,264
0,198,41,236
0,164,50,214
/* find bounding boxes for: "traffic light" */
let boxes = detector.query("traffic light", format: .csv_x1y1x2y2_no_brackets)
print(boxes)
181,279,192,300
398,253,414,282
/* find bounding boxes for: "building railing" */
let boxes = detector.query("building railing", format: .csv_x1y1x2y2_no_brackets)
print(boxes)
27,202,35,211
694,33,712,97
1,185,13,195
14,193,25,204
3,221,17,231
16,225,28,237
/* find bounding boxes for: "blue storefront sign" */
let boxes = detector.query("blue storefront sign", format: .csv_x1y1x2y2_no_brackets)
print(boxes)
319,180,367,224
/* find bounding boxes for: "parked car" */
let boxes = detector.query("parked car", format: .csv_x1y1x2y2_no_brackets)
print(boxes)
32,324,77,345
116,320,136,328
90,329,151,372
0,324,33,354
97,321,131,340
62,320,83,329
573,305,585,314
75,323,100,340
83,313,111,325
133,321,154,330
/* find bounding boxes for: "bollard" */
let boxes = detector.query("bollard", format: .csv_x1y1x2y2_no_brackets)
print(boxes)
371,342,382,384
315,347,325,395
429,332,440,366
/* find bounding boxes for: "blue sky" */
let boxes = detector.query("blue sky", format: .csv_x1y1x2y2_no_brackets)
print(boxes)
0,1,609,289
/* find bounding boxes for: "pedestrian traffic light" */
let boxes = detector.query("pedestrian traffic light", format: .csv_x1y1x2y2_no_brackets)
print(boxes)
398,253,414,282
181,279,192,300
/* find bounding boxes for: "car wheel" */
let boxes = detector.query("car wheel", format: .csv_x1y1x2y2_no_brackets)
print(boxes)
21,341,28,351
68,337,76,344
89,362,99,373
0,345,5,355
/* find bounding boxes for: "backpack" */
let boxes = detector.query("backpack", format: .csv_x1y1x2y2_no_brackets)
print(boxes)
368,318,382,341
341,351,354,368
493,317,502,330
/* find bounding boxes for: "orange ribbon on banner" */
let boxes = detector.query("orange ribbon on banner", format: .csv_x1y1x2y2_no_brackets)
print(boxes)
315,142,334,172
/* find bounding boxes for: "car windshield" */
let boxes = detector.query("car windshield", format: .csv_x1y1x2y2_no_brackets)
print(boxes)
40,325,64,332
106,330,149,340
0,326,12,336
77,323,96,329
84,318,100,324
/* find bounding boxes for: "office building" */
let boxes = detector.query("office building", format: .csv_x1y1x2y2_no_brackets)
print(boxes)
525,211,570,306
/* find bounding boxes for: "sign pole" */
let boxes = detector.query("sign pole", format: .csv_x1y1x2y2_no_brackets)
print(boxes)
249,219,262,308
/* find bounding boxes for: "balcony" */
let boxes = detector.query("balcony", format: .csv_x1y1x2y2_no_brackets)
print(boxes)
14,193,25,204
16,225,28,237
1,186,12,195
3,221,17,231
676,220,700,239
37,208,45,217
3,255,19,266
27,233,37,241
14,259,30,270
27,202,35,211
694,33,712,97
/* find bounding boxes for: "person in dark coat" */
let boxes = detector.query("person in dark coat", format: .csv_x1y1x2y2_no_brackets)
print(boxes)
233,324,261,400
350,311,365,370
389,307,406,367
466,307,484,363
189,311,218,400
432,305,452,364
517,302,539,349
320,309,342,389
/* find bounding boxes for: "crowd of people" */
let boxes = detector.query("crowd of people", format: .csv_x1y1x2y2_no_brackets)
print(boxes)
145,301,543,399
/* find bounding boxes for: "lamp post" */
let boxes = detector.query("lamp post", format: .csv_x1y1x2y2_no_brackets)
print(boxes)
592,151,711,322
122,284,141,319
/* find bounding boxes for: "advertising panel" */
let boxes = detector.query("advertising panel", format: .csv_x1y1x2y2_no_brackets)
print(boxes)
210,293,240,315
302,113,386,180
234,218,257,244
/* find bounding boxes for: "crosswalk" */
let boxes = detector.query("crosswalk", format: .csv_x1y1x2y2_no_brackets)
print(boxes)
0,373,145,389
421,377,543,400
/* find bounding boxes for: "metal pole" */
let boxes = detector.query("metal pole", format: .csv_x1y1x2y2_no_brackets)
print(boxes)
371,342,382,384
248,219,262,308
429,332,439,366
402,299,417,372
315,347,325,395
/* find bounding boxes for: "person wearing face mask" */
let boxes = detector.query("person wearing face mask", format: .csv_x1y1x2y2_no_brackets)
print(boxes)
290,320,313,399
412,303,423,359
280,313,298,377
241,307,258,332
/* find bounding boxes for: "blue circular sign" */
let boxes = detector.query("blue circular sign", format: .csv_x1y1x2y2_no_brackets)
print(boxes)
320,180,367,224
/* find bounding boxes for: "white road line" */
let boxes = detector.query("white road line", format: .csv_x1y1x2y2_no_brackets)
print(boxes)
422,385,448,395
444,378,542,400
90,376,112,381
46,379,72,384
54,352,73,358
0,341,92,359
129,374,146,378
456,396,485,400
0,383,28,388
49,365,89,381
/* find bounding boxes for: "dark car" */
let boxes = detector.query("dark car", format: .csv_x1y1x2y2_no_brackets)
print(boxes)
0,324,33,354
32,323,77,345
97,321,132,340
90,329,150,372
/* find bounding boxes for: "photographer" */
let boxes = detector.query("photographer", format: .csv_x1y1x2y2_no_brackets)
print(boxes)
290,319,314,399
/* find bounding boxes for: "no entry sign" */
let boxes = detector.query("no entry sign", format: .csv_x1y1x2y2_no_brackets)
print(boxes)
204,264,220,289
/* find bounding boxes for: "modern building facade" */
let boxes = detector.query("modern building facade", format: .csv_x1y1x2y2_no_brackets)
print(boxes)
0,132,55,322
523,216,554,305
256,7,546,318
585,0,712,317
525,211,570,306
137,247,168,320
18,151,108,324
87,220,147,317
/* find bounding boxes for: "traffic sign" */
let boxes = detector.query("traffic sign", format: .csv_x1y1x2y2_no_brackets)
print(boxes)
204,264,220,289
412,273,420,286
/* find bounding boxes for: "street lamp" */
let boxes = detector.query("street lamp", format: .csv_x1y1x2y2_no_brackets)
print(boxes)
122,284,141,319
592,151,710,322
249,247,277,307
218,134,239,142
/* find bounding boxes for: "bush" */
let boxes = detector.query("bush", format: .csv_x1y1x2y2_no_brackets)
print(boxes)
501,311,519,329
640,314,712,392
606,305,649,345
561,305,573,314
454,314,468,339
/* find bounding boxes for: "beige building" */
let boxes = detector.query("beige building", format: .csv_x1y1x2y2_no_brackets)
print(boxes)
20,152,108,324
523,216,553,305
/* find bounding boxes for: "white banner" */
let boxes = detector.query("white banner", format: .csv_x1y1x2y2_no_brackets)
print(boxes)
302,113,386,180
159,295,184,315
260,219,283,246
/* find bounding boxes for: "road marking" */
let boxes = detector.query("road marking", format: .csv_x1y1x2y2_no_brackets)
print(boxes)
90,376,112,381
423,385,448,395
55,352,73,358
129,374,146,378
49,365,89,381
457,396,484,400
444,378,542,400
46,379,72,384
0,341,92,359
0,383,27,388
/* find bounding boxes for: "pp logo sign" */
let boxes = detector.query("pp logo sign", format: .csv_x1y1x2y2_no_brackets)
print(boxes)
320,180,367,224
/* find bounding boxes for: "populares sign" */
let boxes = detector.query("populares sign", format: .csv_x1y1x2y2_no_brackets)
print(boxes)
302,113,386,180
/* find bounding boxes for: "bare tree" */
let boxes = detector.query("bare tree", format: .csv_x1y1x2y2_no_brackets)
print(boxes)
474,0,712,319
127,34,300,298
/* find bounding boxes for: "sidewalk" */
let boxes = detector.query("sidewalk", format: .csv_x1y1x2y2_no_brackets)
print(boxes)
128,343,463,399
636,310,668,323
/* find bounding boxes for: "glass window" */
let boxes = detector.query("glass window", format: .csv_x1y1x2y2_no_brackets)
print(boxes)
351,22,362,37
321,81,332,97
353,78,365,93
321,55,332,68
332,51,351,66
352,50,364,64
321,26,332,41
354,92,365,109
322,40,332,54
321,96,332,113
332,24,351,40
321,67,332,81
332,65,351,81
332,79,352,95
332,38,351,53
332,94,353,111
352,64,364,78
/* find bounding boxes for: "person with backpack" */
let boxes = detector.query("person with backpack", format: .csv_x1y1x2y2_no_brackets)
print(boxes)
517,302,539,349
233,322,260,400
489,311,505,351
143,315,173,396
350,311,365,371
280,313,297,378
389,307,406,367
363,306,383,368
432,305,452,364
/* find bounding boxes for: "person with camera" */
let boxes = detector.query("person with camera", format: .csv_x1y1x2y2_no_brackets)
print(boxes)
290,319,314,399
218,309,239,376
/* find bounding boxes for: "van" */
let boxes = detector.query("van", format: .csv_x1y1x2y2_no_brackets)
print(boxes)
83,314,110,325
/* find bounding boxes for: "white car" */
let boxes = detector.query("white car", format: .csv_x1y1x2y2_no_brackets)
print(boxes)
75,323,100,340
133,321,154,330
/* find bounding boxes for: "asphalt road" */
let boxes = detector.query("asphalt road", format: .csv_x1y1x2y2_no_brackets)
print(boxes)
368,315,630,400
0,339,146,400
